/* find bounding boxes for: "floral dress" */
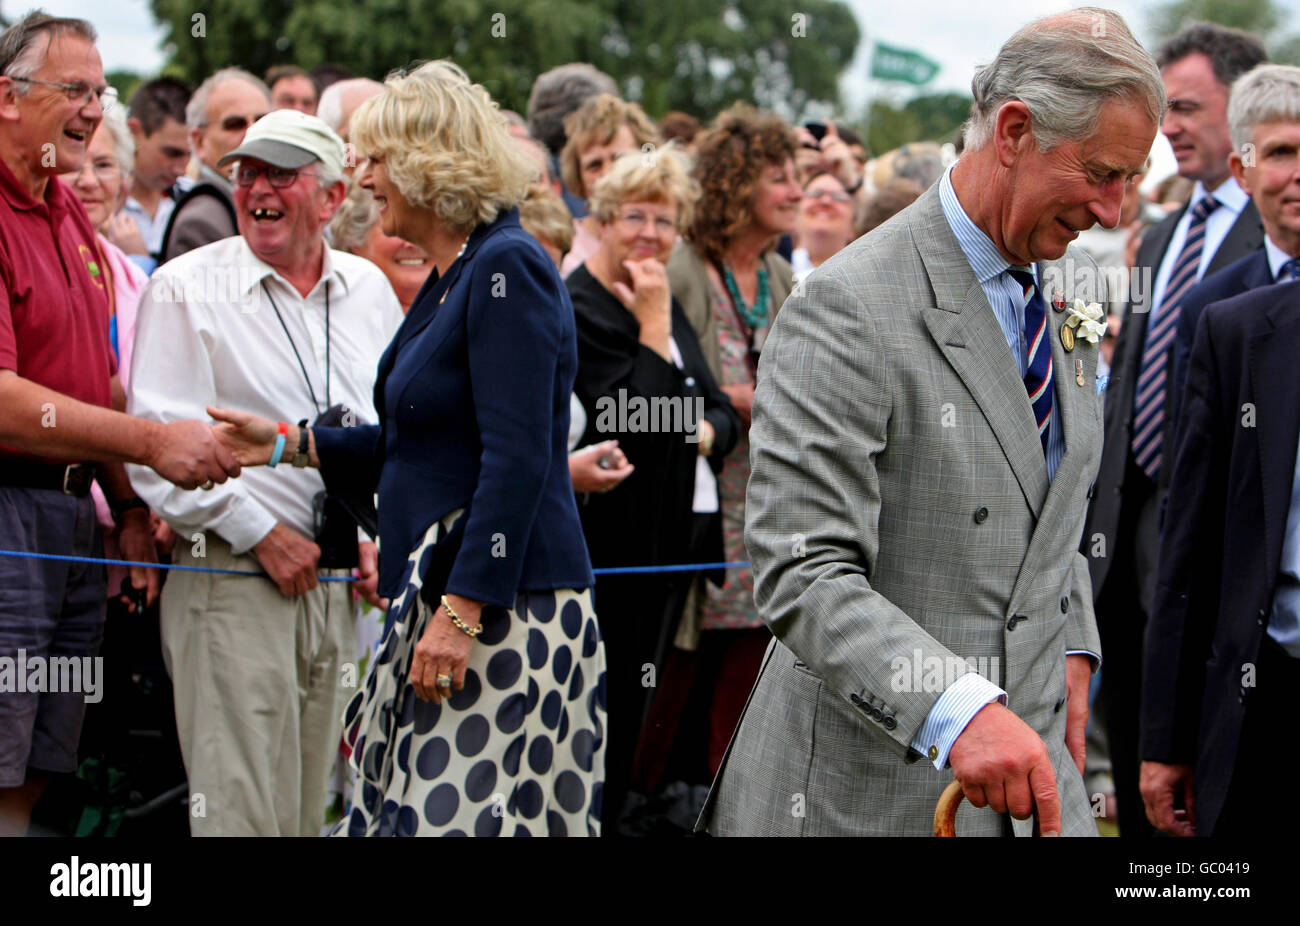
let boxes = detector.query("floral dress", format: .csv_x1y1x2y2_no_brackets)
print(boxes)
332,509,608,836
699,273,766,631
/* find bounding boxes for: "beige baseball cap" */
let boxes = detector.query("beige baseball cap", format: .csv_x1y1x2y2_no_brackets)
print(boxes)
217,109,345,178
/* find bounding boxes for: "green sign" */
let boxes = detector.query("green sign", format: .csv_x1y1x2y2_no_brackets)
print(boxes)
870,41,940,85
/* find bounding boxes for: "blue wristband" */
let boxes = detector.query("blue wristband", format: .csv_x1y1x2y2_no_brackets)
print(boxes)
268,433,287,468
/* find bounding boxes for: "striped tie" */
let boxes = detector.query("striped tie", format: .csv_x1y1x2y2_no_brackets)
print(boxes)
1280,258,1300,283
1008,268,1053,455
1131,196,1219,479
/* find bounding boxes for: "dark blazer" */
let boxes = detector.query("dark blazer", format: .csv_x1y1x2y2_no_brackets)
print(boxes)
567,264,739,572
313,208,594,608
1141,279,1300,836
1084,198,1263,597
1166,247,1272,438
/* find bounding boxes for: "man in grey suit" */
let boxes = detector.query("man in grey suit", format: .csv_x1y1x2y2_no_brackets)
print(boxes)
1082,23,1265,838
698,9,1163,836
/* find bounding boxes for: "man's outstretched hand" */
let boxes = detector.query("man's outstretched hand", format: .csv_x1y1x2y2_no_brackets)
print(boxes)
948,701,1061,836
145,419,241,488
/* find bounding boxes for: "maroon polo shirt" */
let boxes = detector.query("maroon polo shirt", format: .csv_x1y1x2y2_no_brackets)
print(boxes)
0,155,116,464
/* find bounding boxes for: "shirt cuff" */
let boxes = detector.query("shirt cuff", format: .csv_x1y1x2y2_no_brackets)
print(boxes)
212,499,279,556
1067,649,1101,671
910,672,1007,770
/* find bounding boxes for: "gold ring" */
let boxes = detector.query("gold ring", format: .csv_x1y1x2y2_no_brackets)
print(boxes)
200,480,214,491
436,674,452,688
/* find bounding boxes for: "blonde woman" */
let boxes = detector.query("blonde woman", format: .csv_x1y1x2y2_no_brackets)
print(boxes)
558,93,658,277
211,61,605,837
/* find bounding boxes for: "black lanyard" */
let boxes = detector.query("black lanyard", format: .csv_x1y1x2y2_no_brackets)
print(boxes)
262,279,331,415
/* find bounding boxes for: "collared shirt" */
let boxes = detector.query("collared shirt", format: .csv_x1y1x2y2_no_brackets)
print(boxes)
1269,433,1300,657
909,165,1094,771
1264,234,1299,282
122,176,192,257
1149,177,1249,322
0,158,115,463
126,235,403,553
938,165,1067,482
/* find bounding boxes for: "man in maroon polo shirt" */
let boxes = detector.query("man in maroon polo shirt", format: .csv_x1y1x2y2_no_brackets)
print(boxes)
0,11,240,835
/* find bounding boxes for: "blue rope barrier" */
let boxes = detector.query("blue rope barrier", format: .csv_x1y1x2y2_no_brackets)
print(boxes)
0,548,750,579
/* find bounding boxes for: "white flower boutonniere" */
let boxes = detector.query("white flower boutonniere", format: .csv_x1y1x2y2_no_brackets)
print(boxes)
1064,299,1107,345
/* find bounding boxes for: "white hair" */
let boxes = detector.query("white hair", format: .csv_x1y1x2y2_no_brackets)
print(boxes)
963,8,1165,152
316,77,383,134
1228,65,1300,152
100,102,135,178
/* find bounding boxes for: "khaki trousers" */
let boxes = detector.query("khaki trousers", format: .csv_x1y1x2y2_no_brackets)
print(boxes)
161,534,355,836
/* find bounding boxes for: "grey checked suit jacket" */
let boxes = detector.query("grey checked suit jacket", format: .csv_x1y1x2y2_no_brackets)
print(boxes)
699,186,1105,837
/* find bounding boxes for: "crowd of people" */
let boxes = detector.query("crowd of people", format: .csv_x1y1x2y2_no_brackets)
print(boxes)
0,5,1295,839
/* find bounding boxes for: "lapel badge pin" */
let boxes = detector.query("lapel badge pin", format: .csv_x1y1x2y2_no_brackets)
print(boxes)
1060,321,1076,352
1075,358,1085,387
1052,290,1066,313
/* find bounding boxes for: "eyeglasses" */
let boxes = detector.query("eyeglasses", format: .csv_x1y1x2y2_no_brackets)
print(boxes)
69,157,122,181
10,76,116,110
616,210,677,235
234,164,317,188
213,113,268,133
804,189,852,204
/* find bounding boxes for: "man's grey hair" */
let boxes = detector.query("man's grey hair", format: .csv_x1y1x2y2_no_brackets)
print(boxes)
1228,64,1300,152
317,77,383,134
0,10,96,90
100,102,135,177
526,63,617,154
963,8,1165,153
185,67,270,130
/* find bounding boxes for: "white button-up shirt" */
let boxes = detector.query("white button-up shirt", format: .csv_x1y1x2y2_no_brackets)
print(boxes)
127,235,404,553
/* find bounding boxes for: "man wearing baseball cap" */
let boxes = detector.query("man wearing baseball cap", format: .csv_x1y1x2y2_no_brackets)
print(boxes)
126,109,404,835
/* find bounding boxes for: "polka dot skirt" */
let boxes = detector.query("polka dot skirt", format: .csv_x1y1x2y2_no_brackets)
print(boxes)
332,510,607,836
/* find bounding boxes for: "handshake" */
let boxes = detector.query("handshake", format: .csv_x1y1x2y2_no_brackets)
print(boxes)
143,407,279,489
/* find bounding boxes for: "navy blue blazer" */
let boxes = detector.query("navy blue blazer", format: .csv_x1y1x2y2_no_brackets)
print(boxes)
1143,279,1300,834
313,208,594,607
1166,247,1273,439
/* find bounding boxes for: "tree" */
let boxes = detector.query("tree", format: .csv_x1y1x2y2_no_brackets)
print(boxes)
864,92,970,155
148,0,859,120
1147,0,1300,65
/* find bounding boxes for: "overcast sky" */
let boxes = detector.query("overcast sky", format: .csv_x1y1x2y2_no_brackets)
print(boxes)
21,0,1300,182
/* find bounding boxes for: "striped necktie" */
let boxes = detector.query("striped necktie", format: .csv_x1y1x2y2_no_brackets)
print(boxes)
1008,267,1053,455
1279,257,1300,282
1131,195,1220,480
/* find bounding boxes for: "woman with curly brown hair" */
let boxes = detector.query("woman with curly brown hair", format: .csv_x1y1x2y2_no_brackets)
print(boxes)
558,93,659,277
662,103,801,780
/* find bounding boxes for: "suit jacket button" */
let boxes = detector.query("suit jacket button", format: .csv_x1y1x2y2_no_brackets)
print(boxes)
1006,614,1027,631
871,707,884,721
973,506,989,524
850,693,862,705
928,745,939,761
1060,596,1069,614
883,715,898,730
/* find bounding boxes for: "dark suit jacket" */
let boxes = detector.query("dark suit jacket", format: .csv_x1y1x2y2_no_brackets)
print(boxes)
1166,248,1272,438
1141,279,1300,835
567,264,739,573
313,208,594,607
1084,198,1262,598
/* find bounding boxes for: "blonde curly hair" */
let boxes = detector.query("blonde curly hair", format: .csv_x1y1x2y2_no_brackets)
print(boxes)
586,144,699,232
350,60,534,234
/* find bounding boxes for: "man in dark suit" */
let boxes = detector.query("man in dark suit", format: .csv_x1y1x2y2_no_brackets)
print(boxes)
1083,22,1267,837
1139,277,1300,837
1166,64,1300,432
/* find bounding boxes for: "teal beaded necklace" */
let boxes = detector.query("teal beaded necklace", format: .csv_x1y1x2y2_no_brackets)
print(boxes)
722,264,770,330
